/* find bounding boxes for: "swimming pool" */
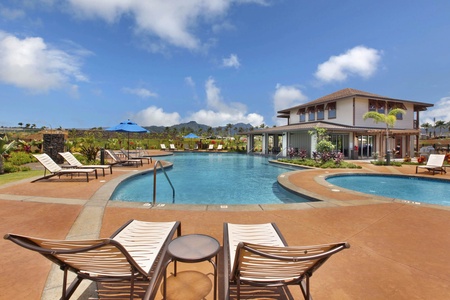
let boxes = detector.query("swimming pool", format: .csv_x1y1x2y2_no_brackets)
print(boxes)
110,153,311,205
326,174,450,206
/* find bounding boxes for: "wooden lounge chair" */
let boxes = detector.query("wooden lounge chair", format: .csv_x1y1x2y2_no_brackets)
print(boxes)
223,223,349,300
32,153,98,183
4,219,181,300
416,154,447,175
120,148,152,164
105,150,142,167
59,152,113,176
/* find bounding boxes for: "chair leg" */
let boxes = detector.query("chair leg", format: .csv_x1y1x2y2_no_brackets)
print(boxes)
60,267,83,300
300,275,312,300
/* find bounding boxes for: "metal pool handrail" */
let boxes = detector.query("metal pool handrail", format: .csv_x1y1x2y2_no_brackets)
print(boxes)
153,160,175,205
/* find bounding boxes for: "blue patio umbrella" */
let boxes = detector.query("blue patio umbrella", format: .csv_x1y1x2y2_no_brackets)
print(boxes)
106,120,149,156
183,133,199,139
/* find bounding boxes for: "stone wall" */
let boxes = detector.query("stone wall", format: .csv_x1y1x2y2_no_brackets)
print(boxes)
43,134,65,164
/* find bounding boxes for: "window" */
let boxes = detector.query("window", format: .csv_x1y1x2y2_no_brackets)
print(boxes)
368,100,377,112
368,99,386,114
297,108,306,122
307,107,315,121
377,101,386,113
326,102,336,119
299,112,306,122
388,102,406,120
316,105,324,120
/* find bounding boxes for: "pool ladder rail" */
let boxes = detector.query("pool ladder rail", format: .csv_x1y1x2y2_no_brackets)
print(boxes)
153,160,175,205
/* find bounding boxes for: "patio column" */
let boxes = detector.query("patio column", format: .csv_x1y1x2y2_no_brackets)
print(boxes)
273,134,279,150
247,134,254,154
281,132,288,157
262,133,268,155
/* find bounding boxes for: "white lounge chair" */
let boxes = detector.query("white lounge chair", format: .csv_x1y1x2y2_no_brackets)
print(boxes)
120,148,152,164
160,144,167,151
105,150,142,167
208,144,214,151
223,223,349,300
32,153,98,182
59,152,113,176
169,144,177,151
416,154,447,175
5,219,181,300
217,144,223,151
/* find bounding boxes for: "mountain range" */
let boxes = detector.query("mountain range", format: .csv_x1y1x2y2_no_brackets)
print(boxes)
145,121,254,135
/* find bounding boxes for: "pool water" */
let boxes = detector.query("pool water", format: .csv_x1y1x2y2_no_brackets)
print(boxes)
110,153,311,205
326,174,450,206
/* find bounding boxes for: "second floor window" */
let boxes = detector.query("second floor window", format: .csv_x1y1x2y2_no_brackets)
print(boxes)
388,102,406,120
308,107,315,121
377,103,385,114
369,99,386,114
327,102,336,119
317,105,324,120
297,108,306,122
299,112,306,122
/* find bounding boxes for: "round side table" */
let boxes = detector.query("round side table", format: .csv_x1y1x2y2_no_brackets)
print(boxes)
163,234,220,300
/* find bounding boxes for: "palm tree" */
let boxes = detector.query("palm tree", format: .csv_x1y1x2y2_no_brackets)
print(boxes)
363,108,406,165
434,120,446,138
421,122,432,138
226,123,233,137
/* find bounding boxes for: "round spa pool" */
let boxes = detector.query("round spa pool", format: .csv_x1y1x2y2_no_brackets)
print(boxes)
326,174,450,206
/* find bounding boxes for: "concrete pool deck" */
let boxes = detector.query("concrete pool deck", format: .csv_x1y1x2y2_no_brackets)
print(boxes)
1,152,450,299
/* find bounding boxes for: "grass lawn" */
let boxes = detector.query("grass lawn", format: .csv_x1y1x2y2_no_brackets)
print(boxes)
0,170,43,186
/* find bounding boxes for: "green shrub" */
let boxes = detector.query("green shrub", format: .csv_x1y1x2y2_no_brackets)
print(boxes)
278,158,361,169
371,160,402,166
2,162,31,173
6,151,34,166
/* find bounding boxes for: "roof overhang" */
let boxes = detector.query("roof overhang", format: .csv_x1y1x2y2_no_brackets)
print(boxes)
245,122,421,136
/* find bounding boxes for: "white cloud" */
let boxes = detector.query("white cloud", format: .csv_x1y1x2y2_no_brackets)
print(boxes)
184,76,195,87
222,54,240,68
315,45,382,83
67,0,268,51
131,77,264,127
272,84,307,125
0,31,88,92
0,6,25,20
187,77,263,126
421,96,450,124
122,87,158,98
132,106,181,126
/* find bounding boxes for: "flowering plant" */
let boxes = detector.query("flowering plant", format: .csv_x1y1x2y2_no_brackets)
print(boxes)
417,156,426,164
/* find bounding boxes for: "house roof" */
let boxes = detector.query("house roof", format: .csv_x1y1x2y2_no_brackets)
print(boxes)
277,88,434,114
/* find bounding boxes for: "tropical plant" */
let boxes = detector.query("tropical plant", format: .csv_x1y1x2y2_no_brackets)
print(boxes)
77,133,101,162
434,120,446,137
363,108,406,165
421,122,432,138
308,127,336,162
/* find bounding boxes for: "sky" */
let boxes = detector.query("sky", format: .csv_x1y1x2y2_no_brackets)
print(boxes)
1,0,450,130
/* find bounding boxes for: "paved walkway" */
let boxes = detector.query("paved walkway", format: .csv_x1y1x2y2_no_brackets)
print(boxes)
1,154,450,299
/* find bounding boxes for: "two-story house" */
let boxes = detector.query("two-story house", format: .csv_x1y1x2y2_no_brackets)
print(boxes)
246,88,433,159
